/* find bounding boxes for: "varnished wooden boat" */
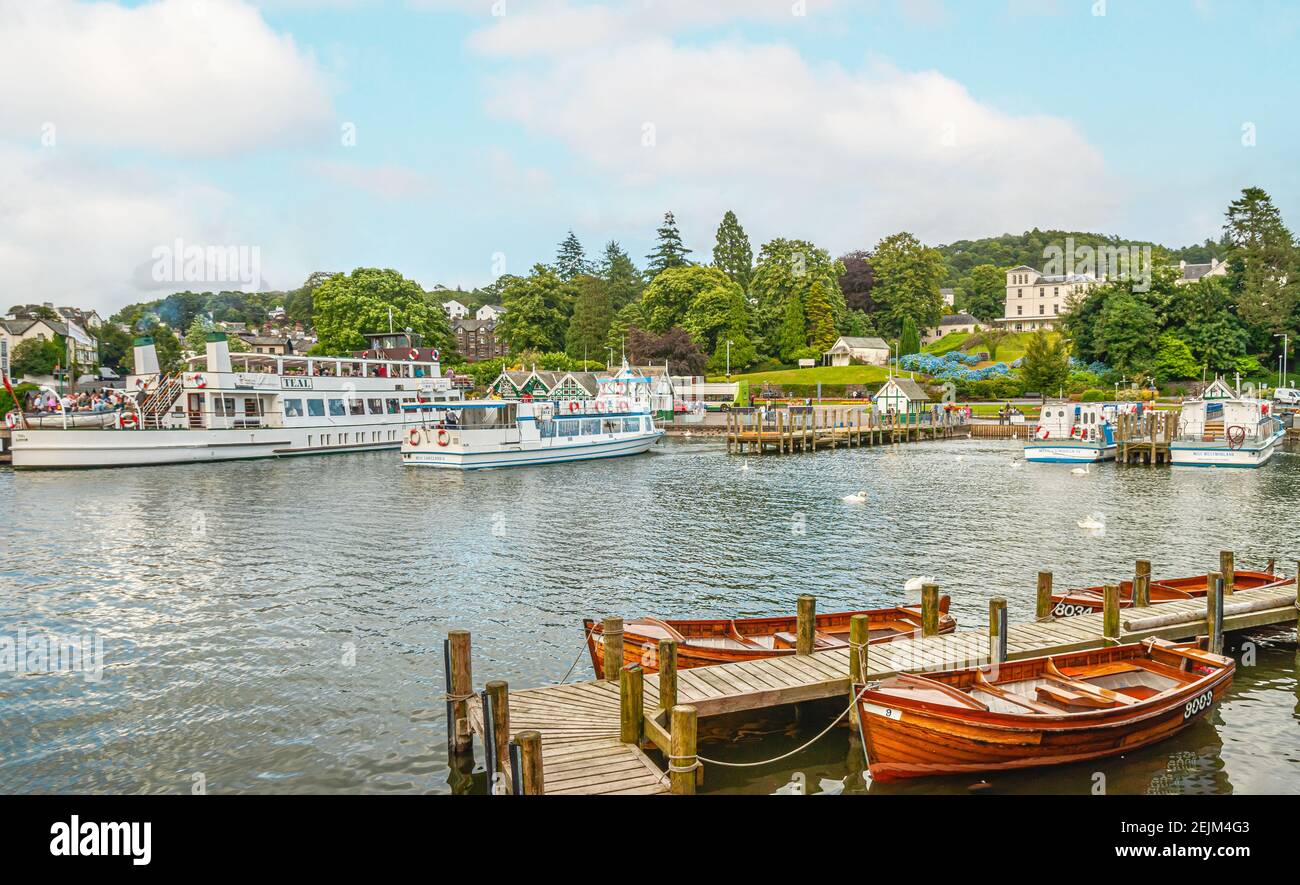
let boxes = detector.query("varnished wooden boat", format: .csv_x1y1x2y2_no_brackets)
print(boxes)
1049,569,1291,617
855,638,1234,781
585,597,956,678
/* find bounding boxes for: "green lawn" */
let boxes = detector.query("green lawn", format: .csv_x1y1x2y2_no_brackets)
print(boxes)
708,364,894,386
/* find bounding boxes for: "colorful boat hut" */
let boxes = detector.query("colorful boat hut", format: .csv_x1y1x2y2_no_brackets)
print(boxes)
871,376,931,425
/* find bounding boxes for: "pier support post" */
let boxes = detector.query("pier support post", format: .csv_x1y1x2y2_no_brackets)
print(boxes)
849,614,870,683
516,730,544,795
602,617,623,682
669,705,698,795
1220,550,1235,596
620,664,644,745
796,595,816,655
1134,559,1152,608
921,583,940,637
658,639,678,712
446,630,474,756
485,680,511,790
1207,571,1224,655
1035,572,1053,621
988,598,1007,664
1103,584,1120,640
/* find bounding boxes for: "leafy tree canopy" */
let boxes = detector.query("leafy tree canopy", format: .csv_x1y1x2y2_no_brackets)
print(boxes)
312,268,455,356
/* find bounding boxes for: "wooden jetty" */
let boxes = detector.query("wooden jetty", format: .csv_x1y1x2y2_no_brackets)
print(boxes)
1115,408,1178,465
725,404,965,455
446,555,1298,795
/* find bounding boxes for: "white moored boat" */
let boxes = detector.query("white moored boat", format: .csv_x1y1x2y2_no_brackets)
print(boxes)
1024,401,1132,463
401,364,664,470
1170,383,1285,468
10,331,460,469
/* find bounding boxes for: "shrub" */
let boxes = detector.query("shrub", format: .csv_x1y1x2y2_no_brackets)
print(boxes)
1081,389,1108,402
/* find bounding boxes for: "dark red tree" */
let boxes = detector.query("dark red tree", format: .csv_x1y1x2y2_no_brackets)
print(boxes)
626,326,707,376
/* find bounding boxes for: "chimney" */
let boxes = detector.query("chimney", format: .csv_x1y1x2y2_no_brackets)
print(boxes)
133,336,160,375
205,331,232,374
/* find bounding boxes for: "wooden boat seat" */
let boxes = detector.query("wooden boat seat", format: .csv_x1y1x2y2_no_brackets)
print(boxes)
1036,683,1119,709
1045,660,1138,706
1058,661,1143,679
771,631,846,650
972,671,1059,714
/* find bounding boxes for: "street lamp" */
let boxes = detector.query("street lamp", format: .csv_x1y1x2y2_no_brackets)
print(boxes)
725,339,733,379
1275,332,1289,387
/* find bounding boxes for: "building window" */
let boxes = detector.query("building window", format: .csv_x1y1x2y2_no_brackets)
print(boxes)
1039,304,1045,315
1017,305,1023,316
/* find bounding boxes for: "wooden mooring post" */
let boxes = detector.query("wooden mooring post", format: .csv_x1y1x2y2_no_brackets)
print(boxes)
602,617,623,682
989,598,1007,664
1035,571,1053,620
796,595,816,655
1103,584,1120,639
1220,550,1235,596
658,639,678,712
669,705,698,795
483,680,511,792
445,630,474,756
516,730,544,795
1134,559,1152,608
1207,571,1224,655
921,583,940,637
620,664,644,745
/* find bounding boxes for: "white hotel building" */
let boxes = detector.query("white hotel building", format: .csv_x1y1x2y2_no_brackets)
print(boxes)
996,265,1099,332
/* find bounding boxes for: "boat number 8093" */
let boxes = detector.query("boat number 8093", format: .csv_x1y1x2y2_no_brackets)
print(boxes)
1183,691,1214,720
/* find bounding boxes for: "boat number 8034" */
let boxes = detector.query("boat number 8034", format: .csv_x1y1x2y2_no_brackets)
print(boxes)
1183,691,1214,720
1052,602,1093,617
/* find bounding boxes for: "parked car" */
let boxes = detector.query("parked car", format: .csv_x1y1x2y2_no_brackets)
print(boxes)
1273,387,1300,405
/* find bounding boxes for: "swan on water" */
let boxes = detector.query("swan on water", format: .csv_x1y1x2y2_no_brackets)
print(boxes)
842,490,869,504
1076,511,1106,530
903,575,935,593
1071,465,1090,476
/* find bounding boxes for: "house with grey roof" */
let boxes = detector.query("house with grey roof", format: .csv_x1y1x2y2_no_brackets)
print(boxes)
824,335,890,367
923,312,985,345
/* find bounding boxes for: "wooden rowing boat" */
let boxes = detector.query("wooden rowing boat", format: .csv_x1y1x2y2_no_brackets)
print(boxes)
855,637,1234,781
585,597,956,678
1049,569,1291,617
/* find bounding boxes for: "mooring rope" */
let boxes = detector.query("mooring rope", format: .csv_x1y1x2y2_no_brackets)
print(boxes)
557,624,597,685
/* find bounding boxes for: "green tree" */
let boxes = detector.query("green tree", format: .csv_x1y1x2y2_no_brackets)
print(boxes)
597,241,643,308
642,265,714,332
605,300,647,358
804,280,838,355
1152,333,1199,383
898,316,920,356
870,232,946,336
313,268,455,356
565,274,614,361
1021,330,1070,399
645,211,692,277
777,293,806,362
1096,292,1158,376
185,316,214,355
497,264,575,353
95,322,135,374
963,264,1006,321
1223,186,1297,341
750,239,845,355
10,337,63,378
712,210,753,292
555,230,591,280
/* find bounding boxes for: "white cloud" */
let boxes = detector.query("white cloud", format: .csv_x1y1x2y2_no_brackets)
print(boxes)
0,0,334,155
477,29,1116,250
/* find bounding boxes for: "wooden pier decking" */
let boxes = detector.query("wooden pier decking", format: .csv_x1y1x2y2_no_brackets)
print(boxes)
449,568,1298,795
1116,408,1178,465
725,404,966,455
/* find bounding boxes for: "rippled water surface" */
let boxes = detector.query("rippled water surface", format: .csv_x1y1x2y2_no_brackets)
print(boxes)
1,438,1298,794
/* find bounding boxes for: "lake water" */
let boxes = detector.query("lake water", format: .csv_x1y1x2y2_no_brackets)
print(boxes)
1,437,1297,794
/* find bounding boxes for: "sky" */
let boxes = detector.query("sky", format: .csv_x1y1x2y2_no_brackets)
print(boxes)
2,0,1298,316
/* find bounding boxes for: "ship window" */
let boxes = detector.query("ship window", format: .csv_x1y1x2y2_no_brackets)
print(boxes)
244,398,258,416
642,418,652,431
623,418,639,433
602,418,621,434
284,398,303,417
307,399,325,417
386,398,400,414
582,418,600,435
539,420,555,439
367,398,384,414
557,419,577,437
348,398,364,416
328,398,346,417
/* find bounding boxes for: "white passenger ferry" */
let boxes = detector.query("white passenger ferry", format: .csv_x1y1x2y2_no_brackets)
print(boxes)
10,331,459,469
1025,401,1130,463
1171,387,1285,468
401,364,664,469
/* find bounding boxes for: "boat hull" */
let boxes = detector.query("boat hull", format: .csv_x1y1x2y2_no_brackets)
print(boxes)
401,430,663,470
10,421,407,469
1023,442,1115,463
1169,428,1285,468
858,643,1234,781
585,606,958,678
1048,570,1291,616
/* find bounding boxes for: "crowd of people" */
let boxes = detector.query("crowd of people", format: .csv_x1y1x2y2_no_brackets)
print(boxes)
25,389,128,415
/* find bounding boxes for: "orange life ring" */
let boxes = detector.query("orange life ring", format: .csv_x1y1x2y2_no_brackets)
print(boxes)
408,349,419,360
436,428,450,447
191,374,207,389
4,411,16,430
569,401,579,413
408,428,421,446
120,413,138,429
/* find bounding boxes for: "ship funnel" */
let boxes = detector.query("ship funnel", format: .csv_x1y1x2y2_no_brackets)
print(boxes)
205,332,232,374
133,336,160,375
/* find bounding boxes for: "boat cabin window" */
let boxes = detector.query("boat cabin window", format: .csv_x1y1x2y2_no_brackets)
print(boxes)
557,419,578,437
367,398,384,415
602,418,621,434
307,399,325,417
348,398,365,416
386,398,400,414
582,418,601,435
284,398,304,418
328,399,346,417
623,418,639,433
